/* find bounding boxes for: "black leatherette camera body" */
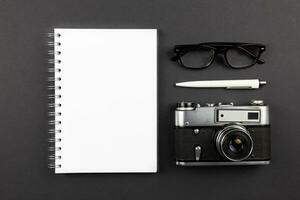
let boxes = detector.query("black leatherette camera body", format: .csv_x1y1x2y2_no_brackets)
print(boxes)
175,126,270,162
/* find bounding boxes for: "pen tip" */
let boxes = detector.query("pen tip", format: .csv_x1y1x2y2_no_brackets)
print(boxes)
259,80,267,85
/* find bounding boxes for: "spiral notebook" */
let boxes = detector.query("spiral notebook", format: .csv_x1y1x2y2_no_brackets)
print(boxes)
48,29,157,173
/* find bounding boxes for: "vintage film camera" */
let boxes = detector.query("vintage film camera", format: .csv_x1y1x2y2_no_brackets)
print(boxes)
175,100,270,166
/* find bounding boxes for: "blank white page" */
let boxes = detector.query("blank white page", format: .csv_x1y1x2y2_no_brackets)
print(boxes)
53,29,157,173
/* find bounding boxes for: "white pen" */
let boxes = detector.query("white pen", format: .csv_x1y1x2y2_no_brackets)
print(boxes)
175,79,267,89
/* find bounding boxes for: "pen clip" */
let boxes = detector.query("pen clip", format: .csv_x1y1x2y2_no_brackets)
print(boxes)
226,86,254,90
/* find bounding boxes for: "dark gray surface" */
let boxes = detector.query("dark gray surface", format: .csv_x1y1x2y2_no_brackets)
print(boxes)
0,0,300,199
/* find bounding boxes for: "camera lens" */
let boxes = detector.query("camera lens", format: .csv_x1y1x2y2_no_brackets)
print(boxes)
216,125,253,161
229,137,244,153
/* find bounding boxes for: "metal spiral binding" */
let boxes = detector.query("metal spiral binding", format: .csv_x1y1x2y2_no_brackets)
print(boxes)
48,103,61,108
48,164,62,169
48,138,62,142
48,146,62,151
48,129,61,134
47,31,62,169
48,50,62,55
48,120,62,125
48,112,62,117
48,33,61,38
48,86,61,90
48,94,61,99
48,68,61,73
48,77,61,82
48,155,62,160
48,59,61,64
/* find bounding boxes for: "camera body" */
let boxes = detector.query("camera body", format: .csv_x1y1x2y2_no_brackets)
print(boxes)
175,100,270,166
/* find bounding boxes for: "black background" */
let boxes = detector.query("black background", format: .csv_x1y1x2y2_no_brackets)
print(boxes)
0,0,300,199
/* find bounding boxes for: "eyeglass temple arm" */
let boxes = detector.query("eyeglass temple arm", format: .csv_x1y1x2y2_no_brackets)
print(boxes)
239,47,265,64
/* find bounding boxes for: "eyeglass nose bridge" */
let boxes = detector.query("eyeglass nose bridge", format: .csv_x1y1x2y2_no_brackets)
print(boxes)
213,48,227,54
211,48,228,64
209,48,229,66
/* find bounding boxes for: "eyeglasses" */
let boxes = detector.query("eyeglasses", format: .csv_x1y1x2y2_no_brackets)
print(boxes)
172,42,266,69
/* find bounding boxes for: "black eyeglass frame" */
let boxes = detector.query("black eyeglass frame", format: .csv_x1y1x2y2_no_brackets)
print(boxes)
172,42,266,69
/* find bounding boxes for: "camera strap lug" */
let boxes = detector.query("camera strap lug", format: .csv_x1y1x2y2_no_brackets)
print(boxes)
195,146,202,161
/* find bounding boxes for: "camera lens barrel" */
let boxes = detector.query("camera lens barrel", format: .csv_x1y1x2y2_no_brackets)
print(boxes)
216,124,253,162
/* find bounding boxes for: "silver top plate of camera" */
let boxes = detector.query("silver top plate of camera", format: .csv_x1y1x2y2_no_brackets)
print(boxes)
175,100,270,127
